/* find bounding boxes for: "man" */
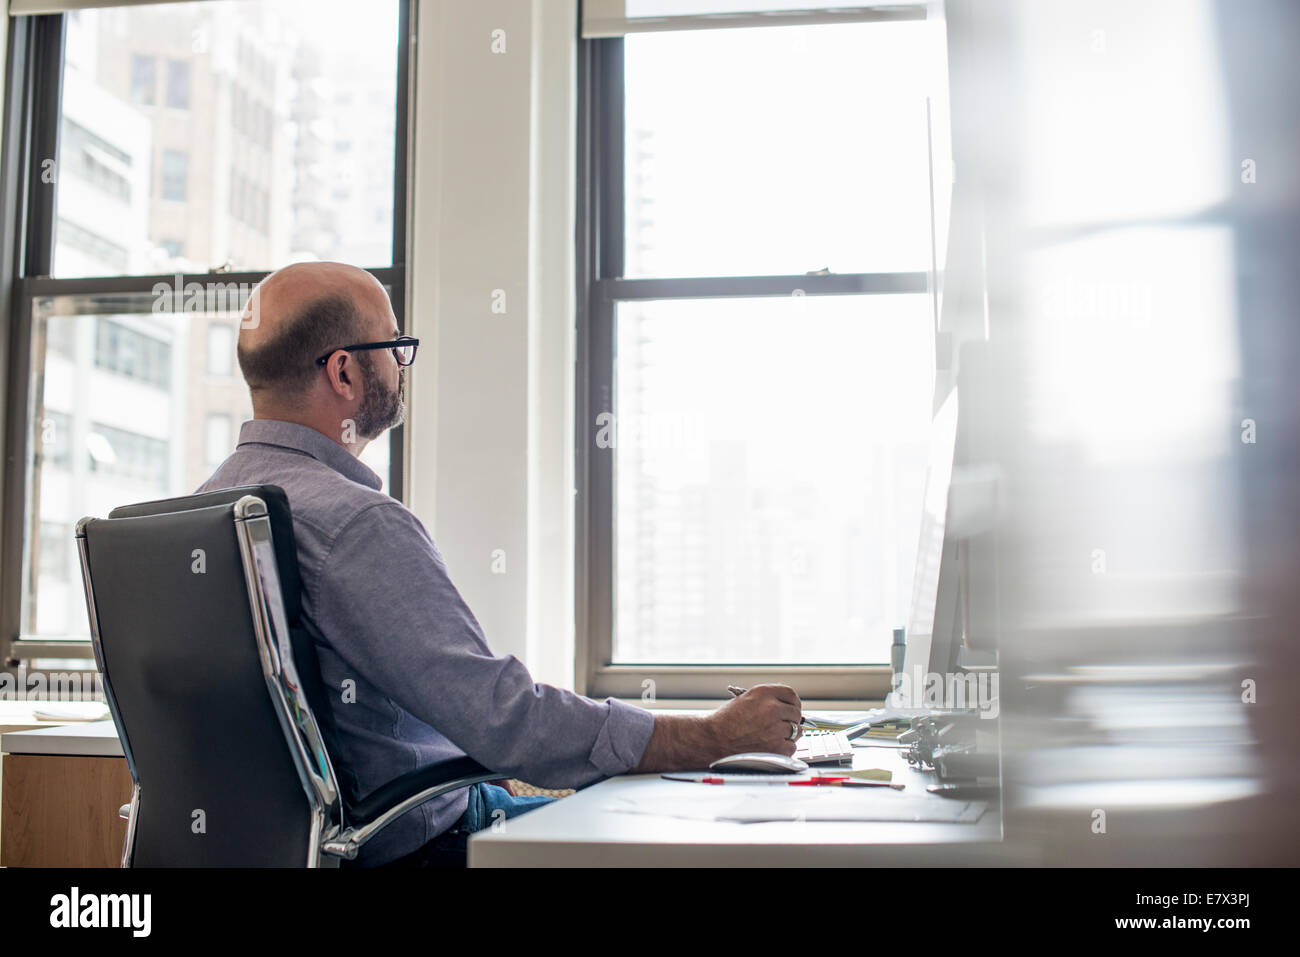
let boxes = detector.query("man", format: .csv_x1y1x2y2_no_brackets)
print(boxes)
200,261,803,867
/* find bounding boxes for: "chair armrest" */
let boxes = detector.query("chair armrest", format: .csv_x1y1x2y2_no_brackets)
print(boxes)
350,755,495,824
321,755,502,860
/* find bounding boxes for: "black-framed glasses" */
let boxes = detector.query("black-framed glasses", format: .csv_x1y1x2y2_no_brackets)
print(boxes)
315,336,419,367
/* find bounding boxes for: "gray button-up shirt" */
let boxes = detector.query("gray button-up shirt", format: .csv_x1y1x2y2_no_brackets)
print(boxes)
199,419,654,865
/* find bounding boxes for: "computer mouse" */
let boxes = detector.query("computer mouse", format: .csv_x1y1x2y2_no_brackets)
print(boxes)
709,753,809,773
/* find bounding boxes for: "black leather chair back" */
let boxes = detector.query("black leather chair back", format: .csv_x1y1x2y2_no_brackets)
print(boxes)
78,486,331,866
108,485,348,797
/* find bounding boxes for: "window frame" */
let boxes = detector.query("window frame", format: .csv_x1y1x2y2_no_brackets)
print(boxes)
1,3,412,668
575,34,934,701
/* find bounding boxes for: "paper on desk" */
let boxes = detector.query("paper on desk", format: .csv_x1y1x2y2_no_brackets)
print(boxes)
606,790,744,821
606,788,986,824
30,702,110,722
840,768,892,782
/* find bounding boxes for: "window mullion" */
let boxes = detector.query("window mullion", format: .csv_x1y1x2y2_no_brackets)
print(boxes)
599,272,929,302
22,15,64,280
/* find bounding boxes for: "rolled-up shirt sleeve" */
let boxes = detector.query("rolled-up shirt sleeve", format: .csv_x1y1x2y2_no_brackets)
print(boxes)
314,501,654,787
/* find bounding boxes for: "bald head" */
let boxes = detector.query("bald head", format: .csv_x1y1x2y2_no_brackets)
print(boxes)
237,261,392,401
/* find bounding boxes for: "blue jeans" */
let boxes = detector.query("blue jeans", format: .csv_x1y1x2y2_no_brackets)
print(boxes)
377,782,556,868
453,782,557,834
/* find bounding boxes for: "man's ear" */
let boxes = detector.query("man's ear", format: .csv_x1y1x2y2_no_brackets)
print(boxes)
323,352,359,401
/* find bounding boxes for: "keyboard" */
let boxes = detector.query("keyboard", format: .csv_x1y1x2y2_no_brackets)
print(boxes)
794,730,855,764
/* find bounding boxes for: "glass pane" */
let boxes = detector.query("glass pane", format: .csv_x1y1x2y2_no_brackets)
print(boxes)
623,21,933,278
613,294,934,664
25,290,391,640
1020,225,1240,626
56,0,399,278
1018,0,1230,229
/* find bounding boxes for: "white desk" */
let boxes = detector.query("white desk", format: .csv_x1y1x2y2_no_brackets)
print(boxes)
0,711,1005,867
470,720,1004,867
1,719,124,757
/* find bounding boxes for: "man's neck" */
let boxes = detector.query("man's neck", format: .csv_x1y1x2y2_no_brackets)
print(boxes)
251,411,368,458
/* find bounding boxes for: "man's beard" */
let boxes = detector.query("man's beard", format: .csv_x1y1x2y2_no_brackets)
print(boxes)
354,354,406,440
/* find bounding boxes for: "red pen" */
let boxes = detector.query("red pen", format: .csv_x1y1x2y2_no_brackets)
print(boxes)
788,776,850,786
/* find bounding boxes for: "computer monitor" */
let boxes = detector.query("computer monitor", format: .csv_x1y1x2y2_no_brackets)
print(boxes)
900,387,963,690
892,376,1001,714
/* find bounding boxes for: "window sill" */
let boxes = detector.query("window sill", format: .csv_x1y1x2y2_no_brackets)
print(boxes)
612,698,886,712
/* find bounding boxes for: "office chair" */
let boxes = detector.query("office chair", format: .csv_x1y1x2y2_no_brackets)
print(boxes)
76,485,502,867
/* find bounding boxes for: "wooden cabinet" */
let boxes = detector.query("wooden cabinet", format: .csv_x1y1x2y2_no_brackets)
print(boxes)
1,754,132,868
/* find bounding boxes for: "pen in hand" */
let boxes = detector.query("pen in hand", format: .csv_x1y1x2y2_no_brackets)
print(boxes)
727,685,819,729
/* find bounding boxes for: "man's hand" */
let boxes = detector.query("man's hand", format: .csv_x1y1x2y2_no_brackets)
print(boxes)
631,683,804,773
708,684,804,757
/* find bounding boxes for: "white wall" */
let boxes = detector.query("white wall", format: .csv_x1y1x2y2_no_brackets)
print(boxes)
407,0,577,688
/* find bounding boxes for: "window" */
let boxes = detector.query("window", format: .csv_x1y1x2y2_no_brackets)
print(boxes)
622,26,931,278
95,317,171,389
57,220,130,274
39,522,72,583
62,119,132,203
23,284,400,646
3,3,411,664
614,295,933,665
205,413,232,467
39,410,74,470
88,421,170,489
578,10,940,699
206,322,234,376
53,0,401,278
160,149,188,201
45,319,76,358
129,54,155,104
166,59,190,110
